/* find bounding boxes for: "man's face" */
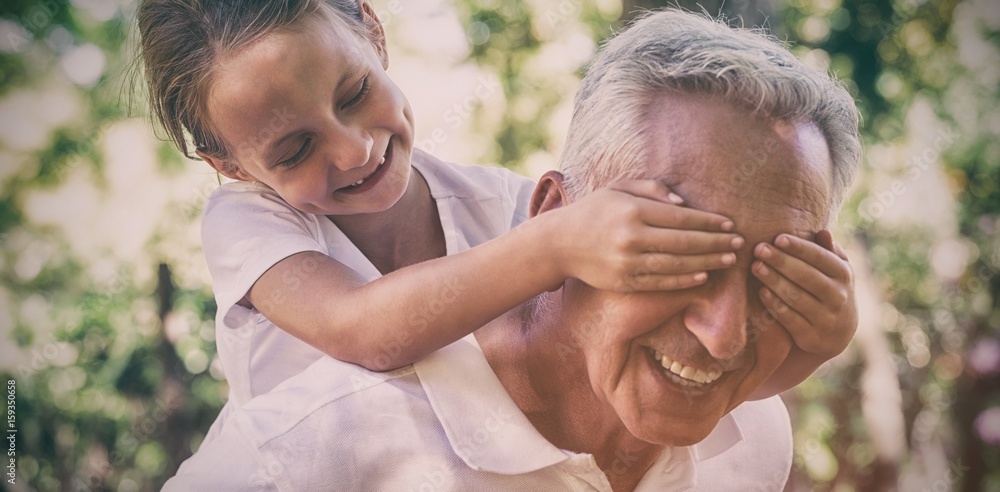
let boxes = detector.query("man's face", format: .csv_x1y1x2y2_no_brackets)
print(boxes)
565,93,833,446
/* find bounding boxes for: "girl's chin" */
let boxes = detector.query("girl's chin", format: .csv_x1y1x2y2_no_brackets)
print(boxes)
345,192,409,216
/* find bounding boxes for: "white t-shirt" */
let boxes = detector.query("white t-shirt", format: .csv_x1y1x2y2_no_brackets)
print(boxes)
201,149,536,409
164,335,793,491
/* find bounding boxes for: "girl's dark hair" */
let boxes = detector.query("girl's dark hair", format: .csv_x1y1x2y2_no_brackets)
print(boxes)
137,0,367,167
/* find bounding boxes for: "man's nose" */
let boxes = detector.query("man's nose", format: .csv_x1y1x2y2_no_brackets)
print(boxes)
682,280,749,361
325,124,373,172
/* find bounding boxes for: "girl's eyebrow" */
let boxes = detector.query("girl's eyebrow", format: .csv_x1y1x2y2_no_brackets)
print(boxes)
261,63,365,164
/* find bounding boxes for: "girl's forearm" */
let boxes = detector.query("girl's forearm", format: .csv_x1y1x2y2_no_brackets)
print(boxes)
249,212,566,371
339,214,565,370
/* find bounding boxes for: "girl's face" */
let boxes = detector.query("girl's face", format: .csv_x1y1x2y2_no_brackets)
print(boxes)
200,10,415,216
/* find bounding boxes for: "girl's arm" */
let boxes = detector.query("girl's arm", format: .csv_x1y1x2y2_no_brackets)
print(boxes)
247,179,744,371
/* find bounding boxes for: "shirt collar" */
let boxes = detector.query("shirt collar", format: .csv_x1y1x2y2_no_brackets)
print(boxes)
692,409,744,462
412,335,745,478
413,334,569,474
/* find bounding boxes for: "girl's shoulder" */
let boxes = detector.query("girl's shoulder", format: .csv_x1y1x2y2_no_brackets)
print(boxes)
207,179,284,202
200,180,323,248
203,180,306,219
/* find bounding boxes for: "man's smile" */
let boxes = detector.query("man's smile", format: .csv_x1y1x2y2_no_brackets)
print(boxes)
647,347,724,386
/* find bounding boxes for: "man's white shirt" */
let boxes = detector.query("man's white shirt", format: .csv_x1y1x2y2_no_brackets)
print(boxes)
165,335,792,491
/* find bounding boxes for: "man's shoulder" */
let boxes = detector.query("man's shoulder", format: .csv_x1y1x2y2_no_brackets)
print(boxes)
232,358,419,447
210,358,467,491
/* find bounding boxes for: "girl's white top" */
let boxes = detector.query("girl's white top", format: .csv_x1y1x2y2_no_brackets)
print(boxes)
200,149,535,410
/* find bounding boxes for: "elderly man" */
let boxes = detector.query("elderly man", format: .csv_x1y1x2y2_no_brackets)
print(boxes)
166,9,860,491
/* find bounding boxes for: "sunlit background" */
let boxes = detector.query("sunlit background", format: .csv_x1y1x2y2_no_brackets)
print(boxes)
0,0,997,490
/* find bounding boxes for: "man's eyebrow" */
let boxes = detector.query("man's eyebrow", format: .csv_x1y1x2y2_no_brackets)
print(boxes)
261,63,365,164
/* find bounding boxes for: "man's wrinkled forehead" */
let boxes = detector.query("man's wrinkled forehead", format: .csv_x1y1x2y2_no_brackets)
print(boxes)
640,98,834,234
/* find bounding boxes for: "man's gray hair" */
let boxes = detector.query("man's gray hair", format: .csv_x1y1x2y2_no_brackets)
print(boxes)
559,9,861,212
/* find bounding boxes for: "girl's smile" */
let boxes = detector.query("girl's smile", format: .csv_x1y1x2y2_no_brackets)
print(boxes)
336,137,393,195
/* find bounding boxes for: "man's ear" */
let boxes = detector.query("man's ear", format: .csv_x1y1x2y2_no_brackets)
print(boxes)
358,1,388,69
530,170,570,218
531,171,571,293
197,150,255,182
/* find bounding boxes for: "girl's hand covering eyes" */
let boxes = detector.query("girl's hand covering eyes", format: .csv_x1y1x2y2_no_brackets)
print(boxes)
546,179,744,292
748,229,858,399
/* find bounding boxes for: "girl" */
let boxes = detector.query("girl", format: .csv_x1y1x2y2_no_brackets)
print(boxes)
137,0,743,415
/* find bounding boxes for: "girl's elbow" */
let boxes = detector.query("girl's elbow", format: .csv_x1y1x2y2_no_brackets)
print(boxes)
363,359,403,372
345,341,407,372
319,319,412,371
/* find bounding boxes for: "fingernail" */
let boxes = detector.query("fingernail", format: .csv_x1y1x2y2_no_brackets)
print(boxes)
776,235,790,248
757,245,772,258
721,220,734,231
731,236,744,249
693,272,707,282
755,262,768,275
721,253,736,265
668,193,684,204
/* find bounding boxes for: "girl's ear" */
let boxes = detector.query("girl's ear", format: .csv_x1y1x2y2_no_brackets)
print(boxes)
358,1,388,69
530,171,570,218
197,150,255,182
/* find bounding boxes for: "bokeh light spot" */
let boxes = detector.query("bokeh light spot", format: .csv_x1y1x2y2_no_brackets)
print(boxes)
60,43,106,86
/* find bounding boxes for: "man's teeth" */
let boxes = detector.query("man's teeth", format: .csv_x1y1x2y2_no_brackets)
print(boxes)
652,350,722,385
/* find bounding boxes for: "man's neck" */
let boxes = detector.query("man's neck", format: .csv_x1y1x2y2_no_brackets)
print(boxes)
475,294,664,490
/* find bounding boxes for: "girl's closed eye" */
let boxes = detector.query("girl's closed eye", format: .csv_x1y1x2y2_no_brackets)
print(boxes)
277,137,313,168
341,75,371,110
274,75,370,169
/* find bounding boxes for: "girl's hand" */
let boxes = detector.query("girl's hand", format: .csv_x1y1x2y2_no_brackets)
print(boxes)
549,179,744,292
749,230,857,397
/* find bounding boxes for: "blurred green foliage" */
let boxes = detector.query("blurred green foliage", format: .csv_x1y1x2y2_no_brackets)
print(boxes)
772,0,999,490
0,1,224,490
0,0,997,491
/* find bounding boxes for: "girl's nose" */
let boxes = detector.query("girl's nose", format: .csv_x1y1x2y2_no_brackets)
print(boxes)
327,125,374,171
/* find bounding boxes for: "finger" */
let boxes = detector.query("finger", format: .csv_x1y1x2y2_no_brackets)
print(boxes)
758,287,823,351
608,179,685,205
815,229,834,250
621,271,709,292
816,229,850,261
754,243,842,303
772,234,851,281
637,199,735,232
640,251,738,275
751,259,826,312
642,229,744,254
